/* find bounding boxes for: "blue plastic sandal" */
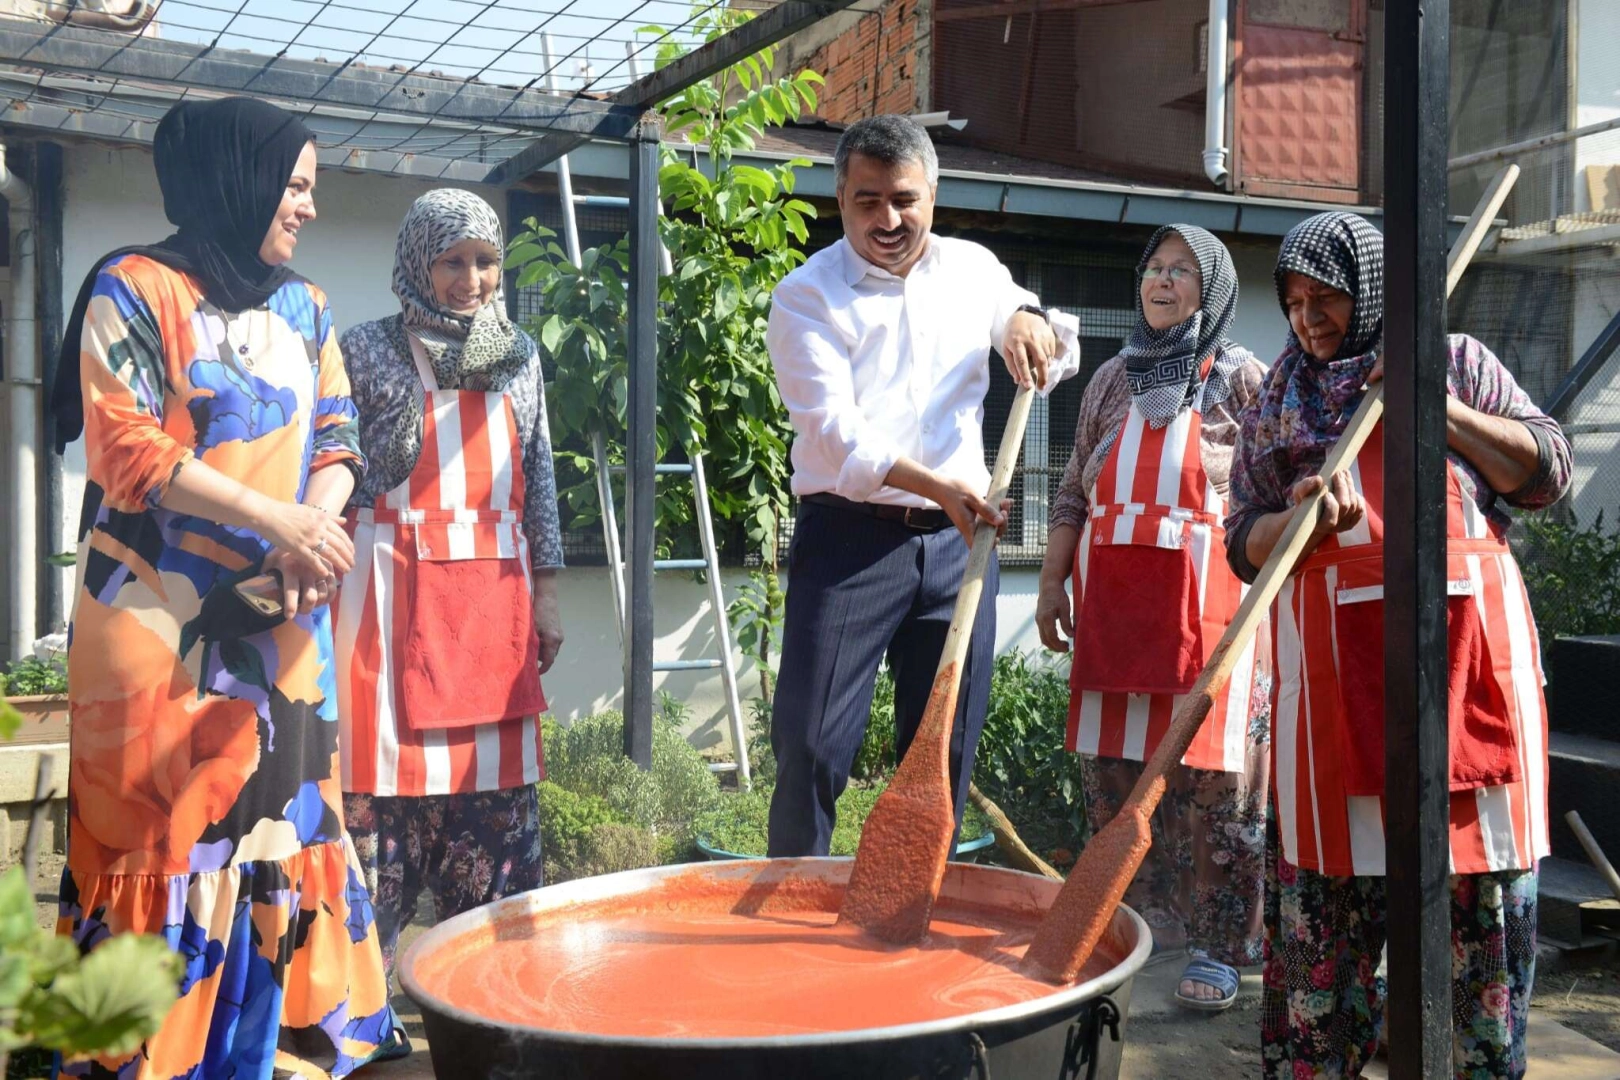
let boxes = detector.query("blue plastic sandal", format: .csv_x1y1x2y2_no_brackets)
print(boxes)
1174,957,1240,1012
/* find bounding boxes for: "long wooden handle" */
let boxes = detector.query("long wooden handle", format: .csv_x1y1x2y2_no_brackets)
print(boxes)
933,386,1034,680
1566,810,1620,904
1134,163,1521,788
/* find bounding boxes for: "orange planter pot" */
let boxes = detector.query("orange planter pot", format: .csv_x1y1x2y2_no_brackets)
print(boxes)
5,695,69,746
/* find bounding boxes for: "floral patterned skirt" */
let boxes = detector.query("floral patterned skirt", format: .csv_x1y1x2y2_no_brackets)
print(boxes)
1260,819,1537,1080
1080,736,1271,965
343,787,545,986
56,836,405,1079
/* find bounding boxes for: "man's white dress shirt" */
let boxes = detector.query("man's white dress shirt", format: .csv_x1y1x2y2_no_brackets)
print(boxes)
767,235,1080,508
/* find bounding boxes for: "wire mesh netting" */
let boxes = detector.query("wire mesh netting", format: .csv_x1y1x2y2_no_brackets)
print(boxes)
1442,0,1620,633
0,1,886,177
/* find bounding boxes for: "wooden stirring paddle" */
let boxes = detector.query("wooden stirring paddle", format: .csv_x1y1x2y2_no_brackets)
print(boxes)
839,385,1035,943
1022,164,1520,984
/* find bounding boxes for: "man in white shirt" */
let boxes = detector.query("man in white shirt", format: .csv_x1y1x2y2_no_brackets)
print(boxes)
765,114,1079,856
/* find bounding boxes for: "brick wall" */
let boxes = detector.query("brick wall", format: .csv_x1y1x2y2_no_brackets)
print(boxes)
798,0,926,125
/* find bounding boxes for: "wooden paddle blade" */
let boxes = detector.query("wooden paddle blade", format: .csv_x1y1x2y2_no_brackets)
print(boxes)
1021,807,1153,984
838,663,961,942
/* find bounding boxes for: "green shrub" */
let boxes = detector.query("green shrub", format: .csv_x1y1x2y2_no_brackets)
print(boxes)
568,823,665,880
972,651,1087,866
693,778,989,858
541,711,721,860
535,780,624,882
850,670,897,782
1518,508,1620,638
0,657,66,699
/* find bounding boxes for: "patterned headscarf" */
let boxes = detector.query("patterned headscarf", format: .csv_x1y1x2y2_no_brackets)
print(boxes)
393,188,528,392
1273,210,1384,363
1241,212,1386,491
1118,223,1254,428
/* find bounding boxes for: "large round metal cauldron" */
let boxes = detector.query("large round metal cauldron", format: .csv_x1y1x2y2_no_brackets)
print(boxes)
400,858,1150,1080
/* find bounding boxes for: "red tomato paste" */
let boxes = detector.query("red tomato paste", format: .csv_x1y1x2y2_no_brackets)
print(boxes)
411,871,1106,1038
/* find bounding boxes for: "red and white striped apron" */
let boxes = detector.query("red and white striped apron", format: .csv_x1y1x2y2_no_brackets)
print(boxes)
1271,423,1549,876
1067,367,1258,772
335,339,545,797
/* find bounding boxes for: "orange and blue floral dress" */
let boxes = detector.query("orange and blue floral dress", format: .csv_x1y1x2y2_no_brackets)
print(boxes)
58,254,404,1078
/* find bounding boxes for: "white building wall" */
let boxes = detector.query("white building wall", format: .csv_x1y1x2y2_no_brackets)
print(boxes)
1574,0,1620,213
1566,1,1620,522
1227,237,1292,364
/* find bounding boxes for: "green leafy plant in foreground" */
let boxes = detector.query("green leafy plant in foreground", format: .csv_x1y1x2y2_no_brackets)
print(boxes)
0,867,181,1076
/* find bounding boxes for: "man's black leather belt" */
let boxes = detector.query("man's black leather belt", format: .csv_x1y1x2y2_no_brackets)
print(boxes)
802,492,951,532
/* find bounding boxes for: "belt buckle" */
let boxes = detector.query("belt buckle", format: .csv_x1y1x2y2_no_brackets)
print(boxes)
903,506,928,531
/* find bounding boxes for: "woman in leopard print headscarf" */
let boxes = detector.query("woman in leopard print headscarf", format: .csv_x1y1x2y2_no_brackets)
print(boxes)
335,188,563,989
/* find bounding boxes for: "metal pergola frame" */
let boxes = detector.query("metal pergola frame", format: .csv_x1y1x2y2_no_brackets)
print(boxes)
5,0,1466,1065
0,0,865,769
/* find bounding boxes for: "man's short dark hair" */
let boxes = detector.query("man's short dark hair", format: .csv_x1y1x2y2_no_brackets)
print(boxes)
833,115,939,190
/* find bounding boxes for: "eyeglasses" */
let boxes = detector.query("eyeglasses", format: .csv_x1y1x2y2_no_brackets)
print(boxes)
1141,265,1200,283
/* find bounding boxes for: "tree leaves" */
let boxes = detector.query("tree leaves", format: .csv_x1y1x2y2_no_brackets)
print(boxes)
503,7,816,572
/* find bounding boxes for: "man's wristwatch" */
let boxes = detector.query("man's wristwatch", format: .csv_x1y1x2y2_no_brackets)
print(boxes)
1015,304,1050,323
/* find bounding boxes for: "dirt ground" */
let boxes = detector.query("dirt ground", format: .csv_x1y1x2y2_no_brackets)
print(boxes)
16,856,1620,1079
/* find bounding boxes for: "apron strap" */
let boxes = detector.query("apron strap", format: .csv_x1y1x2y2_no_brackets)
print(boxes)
407,332,439,392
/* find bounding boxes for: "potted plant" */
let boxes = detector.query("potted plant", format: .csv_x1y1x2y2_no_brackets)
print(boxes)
0,653,68,748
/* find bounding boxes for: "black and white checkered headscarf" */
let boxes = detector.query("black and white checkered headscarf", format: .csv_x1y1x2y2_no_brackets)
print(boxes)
1273,211,1383,361
1119,223,1252,428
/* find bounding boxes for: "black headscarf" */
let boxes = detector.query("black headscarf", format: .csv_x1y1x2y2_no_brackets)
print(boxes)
1272,210,1384,362
50,97,314,451
1118,223,1253,428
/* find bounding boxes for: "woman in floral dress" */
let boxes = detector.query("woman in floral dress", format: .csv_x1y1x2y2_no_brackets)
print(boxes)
52,97,403,1078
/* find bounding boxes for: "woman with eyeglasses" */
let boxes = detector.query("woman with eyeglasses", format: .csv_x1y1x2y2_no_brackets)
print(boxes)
1035,224,1271,1012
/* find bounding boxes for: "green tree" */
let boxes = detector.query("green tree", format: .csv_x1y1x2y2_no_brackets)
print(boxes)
505,5,822,588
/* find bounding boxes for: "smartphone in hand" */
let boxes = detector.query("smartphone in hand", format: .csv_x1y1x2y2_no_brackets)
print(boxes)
234,570,285,620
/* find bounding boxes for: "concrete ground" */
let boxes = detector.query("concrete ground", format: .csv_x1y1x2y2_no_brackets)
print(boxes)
1118,953,1620,1080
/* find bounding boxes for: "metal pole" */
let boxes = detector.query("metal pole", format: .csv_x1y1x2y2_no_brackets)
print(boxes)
1545,306,1620,422
35,141,64,633
542,33,583,268
1382,0,1452,1076
624,121,661,770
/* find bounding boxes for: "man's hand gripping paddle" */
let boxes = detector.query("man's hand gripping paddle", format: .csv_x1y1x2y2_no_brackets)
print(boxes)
838,386,1035,942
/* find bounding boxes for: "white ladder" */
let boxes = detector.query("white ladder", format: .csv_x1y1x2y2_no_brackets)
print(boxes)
544,35,751,789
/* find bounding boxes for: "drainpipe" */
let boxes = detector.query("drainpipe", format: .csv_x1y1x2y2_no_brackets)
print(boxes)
0,143,38,661
1202,0,1231,187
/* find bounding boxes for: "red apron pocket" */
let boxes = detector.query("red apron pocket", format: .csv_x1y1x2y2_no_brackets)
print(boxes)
1445,591,1520,791
1331,580,1521,796
1330,585,1387,797
399,526,544,732
1072,542,1202,695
